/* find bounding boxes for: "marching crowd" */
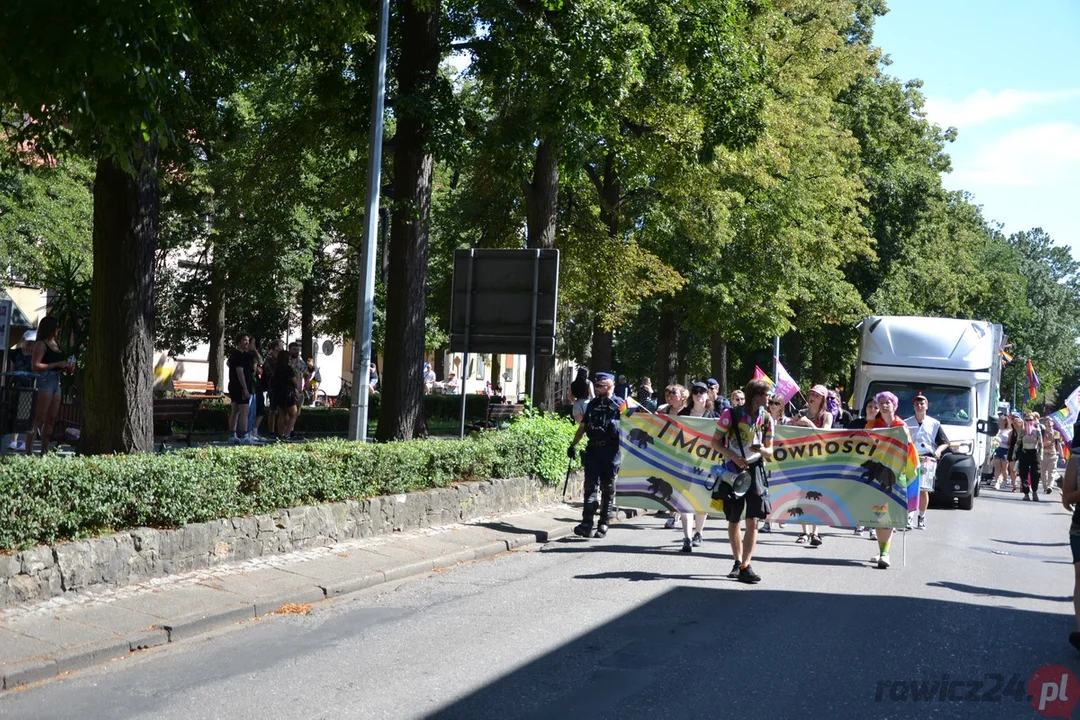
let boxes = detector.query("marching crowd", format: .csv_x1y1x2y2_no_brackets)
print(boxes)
566,369,1058,584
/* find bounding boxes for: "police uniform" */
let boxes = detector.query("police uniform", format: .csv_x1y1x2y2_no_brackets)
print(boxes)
575,374,625,538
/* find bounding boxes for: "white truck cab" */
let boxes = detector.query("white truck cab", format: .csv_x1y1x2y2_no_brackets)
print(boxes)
852,316,1003,510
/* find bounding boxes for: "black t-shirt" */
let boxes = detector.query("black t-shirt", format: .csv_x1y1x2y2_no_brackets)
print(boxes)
227,350,256,392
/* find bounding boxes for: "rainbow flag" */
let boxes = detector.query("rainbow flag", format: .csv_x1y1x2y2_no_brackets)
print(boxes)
753,366,774,385
1027,360,1040,400
616,406,919,527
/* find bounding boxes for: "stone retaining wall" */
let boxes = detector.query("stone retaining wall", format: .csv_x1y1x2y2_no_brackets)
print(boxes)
0,475,581,608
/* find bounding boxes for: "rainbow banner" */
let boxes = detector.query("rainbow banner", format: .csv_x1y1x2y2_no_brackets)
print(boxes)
617,406,920,528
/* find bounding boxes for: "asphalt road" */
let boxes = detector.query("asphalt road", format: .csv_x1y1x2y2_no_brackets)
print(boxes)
2,488,1077,720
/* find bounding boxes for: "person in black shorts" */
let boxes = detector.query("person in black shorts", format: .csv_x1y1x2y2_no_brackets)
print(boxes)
273,347,300,440
711,378,775,584
226,333,256,444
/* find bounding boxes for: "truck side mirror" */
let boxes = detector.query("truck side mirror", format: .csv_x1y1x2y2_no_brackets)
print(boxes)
977,418,998,435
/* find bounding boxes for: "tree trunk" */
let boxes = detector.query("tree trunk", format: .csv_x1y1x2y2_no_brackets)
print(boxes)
300,277,314,360
376,0,440,442
81,148,159,454
590,320,613,375
711,332,728,397
491,353,502,395
522,135,560,411
206,256,226,392
523,136,560,249
657,297,679,389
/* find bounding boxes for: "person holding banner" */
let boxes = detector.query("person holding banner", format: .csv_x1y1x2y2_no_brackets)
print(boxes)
869,391,907,569
568,373,625,539
907,393,951,529
656,384,689,529
792,384,833,547
711,378,774,584
676,383,718,551
762,393,789,533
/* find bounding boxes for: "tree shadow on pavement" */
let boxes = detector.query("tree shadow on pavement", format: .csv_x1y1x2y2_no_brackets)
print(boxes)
992,539,1069,548
425,586,1077,720
541,542,869,568
573,571,726,582
928,580,1072,603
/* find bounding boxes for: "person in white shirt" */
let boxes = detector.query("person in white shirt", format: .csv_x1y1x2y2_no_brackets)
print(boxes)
906,393,951,529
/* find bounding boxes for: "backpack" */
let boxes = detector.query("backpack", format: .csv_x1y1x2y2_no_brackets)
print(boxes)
584,396,622,442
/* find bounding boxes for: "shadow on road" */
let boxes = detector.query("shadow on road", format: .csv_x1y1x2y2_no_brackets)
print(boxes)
543,542,871,568
425,586,1078,719
928,580,1072,603
992,539,1069,548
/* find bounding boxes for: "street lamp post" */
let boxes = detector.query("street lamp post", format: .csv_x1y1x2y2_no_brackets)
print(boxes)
348,0,391,442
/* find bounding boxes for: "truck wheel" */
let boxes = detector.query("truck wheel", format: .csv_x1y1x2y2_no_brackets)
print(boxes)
958,494,974,510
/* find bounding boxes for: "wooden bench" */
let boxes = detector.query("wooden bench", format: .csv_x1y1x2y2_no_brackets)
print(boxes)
471,401,525,430
153,396,206,450
173,380,217,394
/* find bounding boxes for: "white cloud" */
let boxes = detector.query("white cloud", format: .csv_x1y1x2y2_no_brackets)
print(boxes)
924,89,1080,128
951,122,1080,187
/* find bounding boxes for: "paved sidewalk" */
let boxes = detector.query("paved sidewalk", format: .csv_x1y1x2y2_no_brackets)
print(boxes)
0,504,611,691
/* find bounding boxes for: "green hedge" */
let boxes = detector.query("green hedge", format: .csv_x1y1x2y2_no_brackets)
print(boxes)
0,412,578,551
191,394,492,433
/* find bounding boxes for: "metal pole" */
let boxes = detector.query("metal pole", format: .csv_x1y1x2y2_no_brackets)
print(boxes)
1013,377,1017,410
773,336,780,384
348,0,390,443
528,249,540,404
459,251,475,439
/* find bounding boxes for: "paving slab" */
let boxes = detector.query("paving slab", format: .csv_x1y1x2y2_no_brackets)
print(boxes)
52,602,161,637
2,616,125,651
108,584,250,621
196,567,323,600
0,627,57,664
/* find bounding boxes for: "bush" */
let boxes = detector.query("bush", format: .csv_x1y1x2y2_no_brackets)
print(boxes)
0,412,578,551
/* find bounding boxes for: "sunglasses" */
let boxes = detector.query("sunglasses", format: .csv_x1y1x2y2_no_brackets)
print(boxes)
768,400,782,406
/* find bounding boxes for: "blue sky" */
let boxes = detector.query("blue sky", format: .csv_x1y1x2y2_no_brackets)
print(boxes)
872,0,1080,255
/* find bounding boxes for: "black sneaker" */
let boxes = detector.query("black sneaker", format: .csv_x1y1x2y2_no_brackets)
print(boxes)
593,525,608,539
573,524,593,538
1023,494,1031,501
1033,492,1041,502
727,561,741,579
738,565,761,584
680,538,692,553
809,534,823,547
691,532,702,547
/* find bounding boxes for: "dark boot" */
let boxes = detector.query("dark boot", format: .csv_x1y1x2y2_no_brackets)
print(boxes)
575,502,598,537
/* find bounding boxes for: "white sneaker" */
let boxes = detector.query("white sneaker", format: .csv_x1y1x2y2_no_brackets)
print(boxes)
916,517,927,530
877,554,891,569
239,435,258,445
870,554,880,564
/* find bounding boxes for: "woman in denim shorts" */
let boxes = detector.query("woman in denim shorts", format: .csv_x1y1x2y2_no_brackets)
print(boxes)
26,316,71,456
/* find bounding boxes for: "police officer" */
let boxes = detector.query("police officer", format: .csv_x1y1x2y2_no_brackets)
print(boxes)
568,372,625,538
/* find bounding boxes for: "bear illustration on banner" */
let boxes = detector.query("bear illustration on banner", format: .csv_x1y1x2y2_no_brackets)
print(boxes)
616,402,919,528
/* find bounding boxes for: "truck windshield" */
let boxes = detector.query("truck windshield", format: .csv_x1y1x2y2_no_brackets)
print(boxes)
866,383,974,426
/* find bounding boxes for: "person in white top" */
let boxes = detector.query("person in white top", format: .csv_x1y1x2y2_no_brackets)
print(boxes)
992,412,1011,490
906,393,951,529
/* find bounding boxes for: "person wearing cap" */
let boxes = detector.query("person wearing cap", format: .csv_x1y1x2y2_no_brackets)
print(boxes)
792,384,834,546
706,379,730,411
567,372,626,539
711,378,775,584
906,393,952,527
675,382,718,552
7,329,36,451
614,374,632,401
